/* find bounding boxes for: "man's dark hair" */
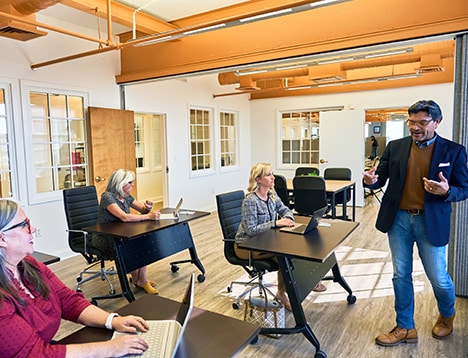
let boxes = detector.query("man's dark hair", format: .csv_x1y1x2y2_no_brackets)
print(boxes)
408,100,443,121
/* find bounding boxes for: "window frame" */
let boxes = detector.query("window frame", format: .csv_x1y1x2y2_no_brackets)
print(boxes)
219,108,239,173
188,105,215,177
0,80,19,199
21,81,89,204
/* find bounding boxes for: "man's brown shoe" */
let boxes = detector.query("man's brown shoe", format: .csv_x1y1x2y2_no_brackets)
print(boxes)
432,313,455,340
375,326,418,347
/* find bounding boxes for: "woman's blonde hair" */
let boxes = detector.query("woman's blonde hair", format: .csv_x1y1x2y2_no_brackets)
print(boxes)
247,163,273,193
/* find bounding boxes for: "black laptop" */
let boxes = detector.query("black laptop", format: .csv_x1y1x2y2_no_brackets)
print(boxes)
279,206,328,235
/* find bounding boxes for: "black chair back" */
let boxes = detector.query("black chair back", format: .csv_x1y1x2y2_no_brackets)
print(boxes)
293,176,328,216
295,167,320,177
216,190,277,273
324,167,352,204
63,185,100,264
274,174,292,208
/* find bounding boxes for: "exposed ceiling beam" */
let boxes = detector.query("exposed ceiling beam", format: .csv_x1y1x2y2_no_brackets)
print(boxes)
61,0,178,34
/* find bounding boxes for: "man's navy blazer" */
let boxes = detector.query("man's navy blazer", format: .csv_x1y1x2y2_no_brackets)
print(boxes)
367,134,468,246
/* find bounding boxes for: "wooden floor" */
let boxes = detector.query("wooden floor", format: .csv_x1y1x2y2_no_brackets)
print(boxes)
51,196,468,357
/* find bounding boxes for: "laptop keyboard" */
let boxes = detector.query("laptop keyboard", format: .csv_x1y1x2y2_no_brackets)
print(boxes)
114,320,181,358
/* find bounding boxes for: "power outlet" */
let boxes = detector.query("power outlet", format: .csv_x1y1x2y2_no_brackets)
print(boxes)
36,228,42,237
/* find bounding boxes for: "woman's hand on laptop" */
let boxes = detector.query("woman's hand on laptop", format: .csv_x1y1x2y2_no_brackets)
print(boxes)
147,210,161,221
276,217,295,227
113,315,150,333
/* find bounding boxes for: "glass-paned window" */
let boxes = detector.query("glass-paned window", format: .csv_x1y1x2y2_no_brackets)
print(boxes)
0,88,13,198
281,110,320,165
190,108,212,171
29,91,87,192
220,111,237,168
134,114,145,168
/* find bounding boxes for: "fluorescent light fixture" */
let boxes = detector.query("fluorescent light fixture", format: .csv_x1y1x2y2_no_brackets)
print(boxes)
183,23,226,36
275,64,308,71
364,49,412,59
133,35,176,47
317,82,344,87
379,74,422,81
286,85,314,91
310,0,350,8
239,8,293,23
317,57,355,65
235,69,268,76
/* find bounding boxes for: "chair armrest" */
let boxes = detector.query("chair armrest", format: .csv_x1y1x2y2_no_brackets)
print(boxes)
67,229,91,254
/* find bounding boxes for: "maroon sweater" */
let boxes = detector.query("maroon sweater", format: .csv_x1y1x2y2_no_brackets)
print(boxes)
0,256,91,357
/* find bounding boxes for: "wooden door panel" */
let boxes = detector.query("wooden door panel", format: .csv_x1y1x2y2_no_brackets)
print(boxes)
88,107,136,199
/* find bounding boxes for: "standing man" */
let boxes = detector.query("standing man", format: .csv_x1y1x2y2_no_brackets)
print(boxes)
370,135,379,159
363,99,468,347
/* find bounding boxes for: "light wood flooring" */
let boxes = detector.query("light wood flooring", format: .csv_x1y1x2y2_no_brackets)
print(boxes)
51,197,468,357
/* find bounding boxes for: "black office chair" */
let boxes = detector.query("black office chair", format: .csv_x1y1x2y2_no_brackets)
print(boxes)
62,185,123,305
274,174,293,209
292,176,330,216
324,167,352,203
216,190,278,309
295,166,320,177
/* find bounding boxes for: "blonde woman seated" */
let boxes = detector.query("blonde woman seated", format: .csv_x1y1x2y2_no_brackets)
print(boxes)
92,168,160,294
234,163,296,310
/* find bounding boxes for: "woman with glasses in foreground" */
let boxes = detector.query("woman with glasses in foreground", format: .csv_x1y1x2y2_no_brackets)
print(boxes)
0,199,150,357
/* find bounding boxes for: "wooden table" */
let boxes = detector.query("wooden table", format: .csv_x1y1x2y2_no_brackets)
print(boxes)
59,294,260,357
287,178,356,221
84,208,209,302
239,216,359,357
31,251,60,265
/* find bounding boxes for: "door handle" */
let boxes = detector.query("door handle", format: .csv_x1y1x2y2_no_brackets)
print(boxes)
320,159,328,164
95,176,107,182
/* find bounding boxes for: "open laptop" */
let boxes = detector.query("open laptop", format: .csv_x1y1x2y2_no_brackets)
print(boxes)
279,206,328,235
159,197,183,220
115,273,194,358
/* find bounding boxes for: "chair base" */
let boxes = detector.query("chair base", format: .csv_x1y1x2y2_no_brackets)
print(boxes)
228,274,277,309
75,259,122,303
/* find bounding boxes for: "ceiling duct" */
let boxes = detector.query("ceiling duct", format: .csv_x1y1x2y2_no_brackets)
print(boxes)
236,77,260,91
0,0,61,41
415,54,444,74
308,63,346,83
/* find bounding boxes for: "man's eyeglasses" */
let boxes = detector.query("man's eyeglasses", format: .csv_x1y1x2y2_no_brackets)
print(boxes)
2,218,32,234
406,119,434,128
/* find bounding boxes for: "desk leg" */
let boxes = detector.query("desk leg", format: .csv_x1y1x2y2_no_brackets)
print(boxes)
260,256,326,357
331,193,337,219
114,239,135,302
351,183,356,221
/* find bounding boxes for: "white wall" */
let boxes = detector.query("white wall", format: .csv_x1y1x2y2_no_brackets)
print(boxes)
123,75,253,211
250,83,455,181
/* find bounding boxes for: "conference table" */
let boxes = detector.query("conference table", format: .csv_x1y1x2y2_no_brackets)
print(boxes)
286,178,356,221
83,208,210,302
58,294,260,357
238,216,359,358
31,251,60,265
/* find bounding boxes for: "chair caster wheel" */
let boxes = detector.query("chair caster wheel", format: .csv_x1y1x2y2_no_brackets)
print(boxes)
109,289,116,295
314,350,327,358
227,286,232,293
197,274,205,282
76,276,82,282
232,302,240,310
171,265,179,273
347,295,357,304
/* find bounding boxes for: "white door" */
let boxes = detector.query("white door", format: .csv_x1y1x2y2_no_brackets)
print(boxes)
319,110,365,207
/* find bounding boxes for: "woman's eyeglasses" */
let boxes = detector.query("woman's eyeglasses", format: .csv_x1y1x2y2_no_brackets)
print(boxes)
2,218,32,234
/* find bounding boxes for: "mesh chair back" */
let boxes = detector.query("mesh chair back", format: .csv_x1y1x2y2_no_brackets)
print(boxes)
63,186,100,262
293,176,328,216
324,167,352,204
216,190,244,264
295,167,320,177
274,174,291,208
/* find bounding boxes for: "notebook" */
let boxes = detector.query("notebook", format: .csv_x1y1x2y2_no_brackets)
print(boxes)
279,206,328,235
114,273,194,358
159,197,183,220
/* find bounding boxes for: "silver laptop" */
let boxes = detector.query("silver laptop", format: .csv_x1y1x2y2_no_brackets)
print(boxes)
115,273,194,358
159,197,184,220
280,206,328,235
